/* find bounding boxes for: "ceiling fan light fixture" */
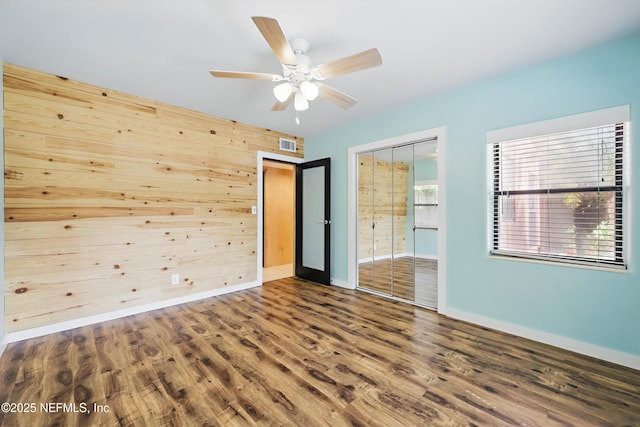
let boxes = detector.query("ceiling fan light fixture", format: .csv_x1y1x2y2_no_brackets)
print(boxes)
299,81,319,101
273,82,295,102
294,89,309,111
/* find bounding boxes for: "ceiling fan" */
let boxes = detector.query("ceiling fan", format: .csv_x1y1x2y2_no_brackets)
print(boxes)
209,16,382,123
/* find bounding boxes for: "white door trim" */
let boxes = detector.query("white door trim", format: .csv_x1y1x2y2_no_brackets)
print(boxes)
257,151,303,285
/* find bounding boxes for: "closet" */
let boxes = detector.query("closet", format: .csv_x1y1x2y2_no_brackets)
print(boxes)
357,139,438,309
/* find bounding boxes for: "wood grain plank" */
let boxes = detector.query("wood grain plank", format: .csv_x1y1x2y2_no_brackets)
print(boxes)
4,64,303,152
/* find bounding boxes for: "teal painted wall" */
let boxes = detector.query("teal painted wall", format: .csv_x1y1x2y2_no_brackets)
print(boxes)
305,33,640,357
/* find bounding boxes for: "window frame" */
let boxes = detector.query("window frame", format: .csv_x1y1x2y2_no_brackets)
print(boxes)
487,106,630,270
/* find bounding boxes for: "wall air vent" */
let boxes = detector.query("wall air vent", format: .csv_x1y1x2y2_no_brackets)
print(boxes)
279,137,297,153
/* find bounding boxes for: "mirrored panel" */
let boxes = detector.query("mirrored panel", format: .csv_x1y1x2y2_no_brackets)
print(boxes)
371,149,394,295
413,140,438,308
357,153,375,292
392,144,414,301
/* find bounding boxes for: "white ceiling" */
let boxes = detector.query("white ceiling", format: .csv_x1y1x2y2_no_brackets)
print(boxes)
1,1,640,138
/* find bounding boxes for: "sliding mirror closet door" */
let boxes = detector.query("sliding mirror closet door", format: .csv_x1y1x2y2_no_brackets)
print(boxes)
391,144,414,301
357,137,439,310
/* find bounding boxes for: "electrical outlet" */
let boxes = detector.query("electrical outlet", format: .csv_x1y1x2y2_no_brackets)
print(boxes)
171,274,180,285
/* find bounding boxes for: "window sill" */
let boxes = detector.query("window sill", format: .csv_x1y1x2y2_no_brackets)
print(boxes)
487,253,629,274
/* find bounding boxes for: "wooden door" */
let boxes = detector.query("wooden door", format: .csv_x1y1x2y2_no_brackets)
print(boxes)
263,161,295,268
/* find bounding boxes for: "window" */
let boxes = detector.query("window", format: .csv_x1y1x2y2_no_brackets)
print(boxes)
415,181,438,229
488,107,629,268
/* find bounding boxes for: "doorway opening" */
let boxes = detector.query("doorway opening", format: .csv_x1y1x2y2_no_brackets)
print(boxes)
257,152,302,284
262,159,296,282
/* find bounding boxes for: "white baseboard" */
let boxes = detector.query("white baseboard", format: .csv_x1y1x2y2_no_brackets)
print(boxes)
446,308,640,371
330,277,354,289
5,281,261,344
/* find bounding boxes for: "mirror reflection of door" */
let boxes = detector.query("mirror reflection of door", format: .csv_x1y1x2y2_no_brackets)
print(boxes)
356,139,438,310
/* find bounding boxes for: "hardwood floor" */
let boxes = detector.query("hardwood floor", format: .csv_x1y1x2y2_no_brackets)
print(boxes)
1,277,639,426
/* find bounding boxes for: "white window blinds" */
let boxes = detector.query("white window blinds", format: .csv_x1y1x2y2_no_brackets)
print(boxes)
489,120,627,268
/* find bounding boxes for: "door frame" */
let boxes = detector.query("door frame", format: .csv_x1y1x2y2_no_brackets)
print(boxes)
257,151,303,285
346,127,448,314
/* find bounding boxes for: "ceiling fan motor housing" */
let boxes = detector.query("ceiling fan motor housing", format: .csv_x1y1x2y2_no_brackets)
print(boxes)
284,39,312,83
289,38,309,54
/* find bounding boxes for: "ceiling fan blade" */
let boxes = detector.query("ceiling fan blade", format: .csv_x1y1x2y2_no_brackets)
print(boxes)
318,84,358,109
209,70,282,81
312,48,382,80
271,92,294,111
251,16,297,66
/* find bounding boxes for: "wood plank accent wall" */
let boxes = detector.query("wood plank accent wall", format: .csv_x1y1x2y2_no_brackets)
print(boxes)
357,154,408,260
3,63,304,332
